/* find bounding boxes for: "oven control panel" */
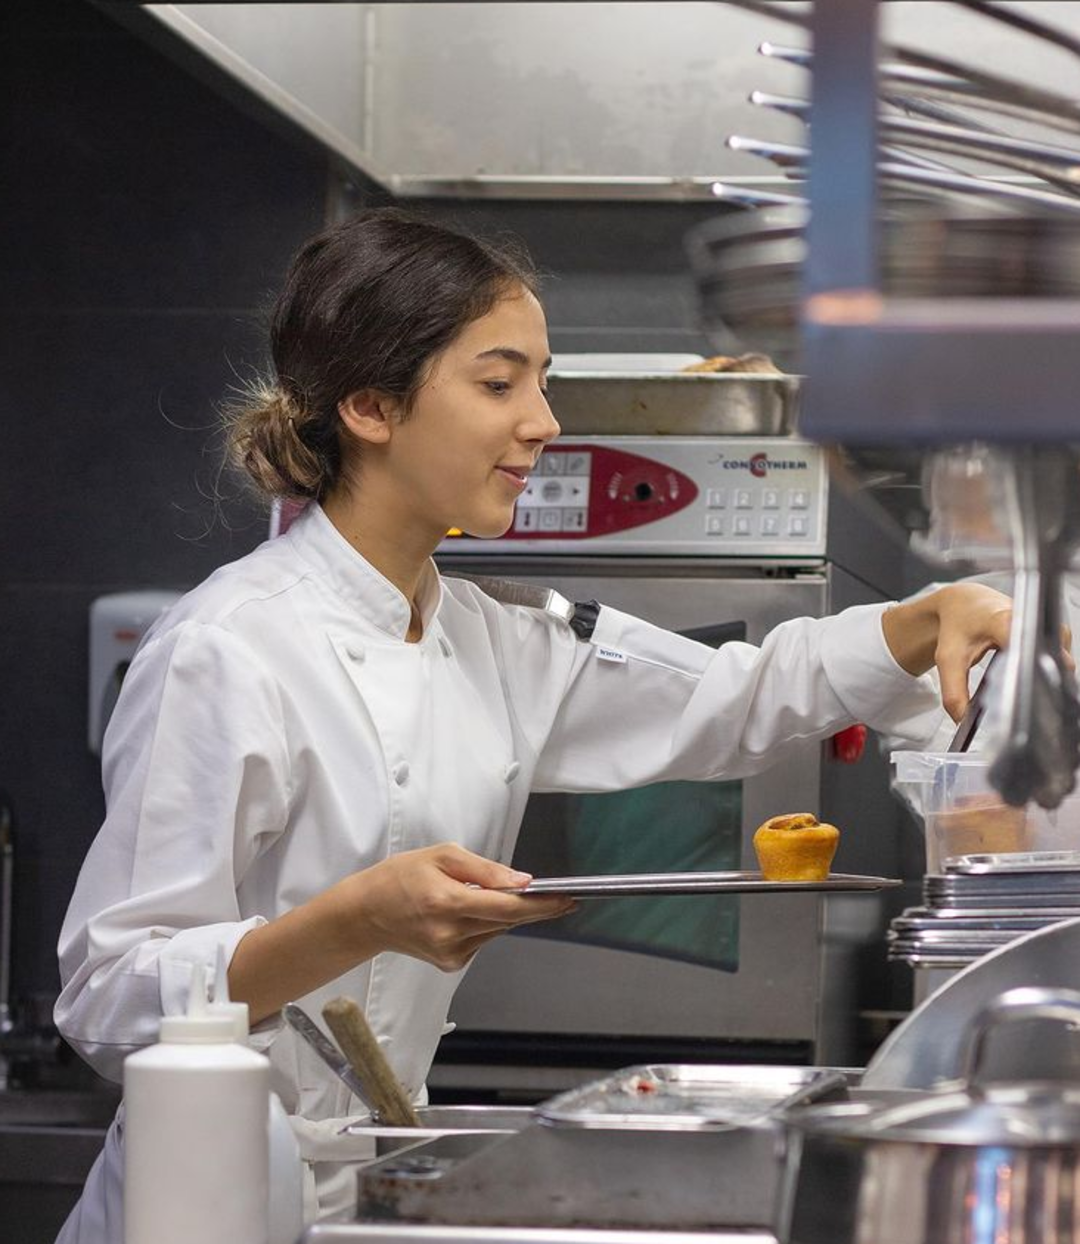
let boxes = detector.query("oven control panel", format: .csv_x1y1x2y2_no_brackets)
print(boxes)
444,436,827,557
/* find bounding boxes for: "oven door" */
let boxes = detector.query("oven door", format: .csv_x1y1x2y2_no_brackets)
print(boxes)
434,560,832,1097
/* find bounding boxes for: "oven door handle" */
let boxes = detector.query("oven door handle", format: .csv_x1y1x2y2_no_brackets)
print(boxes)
470,576,600,639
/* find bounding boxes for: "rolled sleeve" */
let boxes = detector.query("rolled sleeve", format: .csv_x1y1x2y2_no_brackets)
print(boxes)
820,603,943,739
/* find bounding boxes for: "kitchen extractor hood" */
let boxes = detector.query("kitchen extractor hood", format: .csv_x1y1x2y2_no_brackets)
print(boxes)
102,2,815,200
101,2,1080,201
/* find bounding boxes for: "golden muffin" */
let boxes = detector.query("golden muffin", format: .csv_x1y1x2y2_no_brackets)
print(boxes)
753,812,840,882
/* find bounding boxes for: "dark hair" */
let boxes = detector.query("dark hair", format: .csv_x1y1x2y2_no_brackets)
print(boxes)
226,207,540,500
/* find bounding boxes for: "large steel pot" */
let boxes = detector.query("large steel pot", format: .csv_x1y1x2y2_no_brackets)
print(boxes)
776,987,1080,1244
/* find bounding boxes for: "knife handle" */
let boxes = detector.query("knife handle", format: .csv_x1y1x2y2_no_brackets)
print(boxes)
322,996,420,1127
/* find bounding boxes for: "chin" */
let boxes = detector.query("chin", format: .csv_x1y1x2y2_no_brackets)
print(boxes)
461,514,514,541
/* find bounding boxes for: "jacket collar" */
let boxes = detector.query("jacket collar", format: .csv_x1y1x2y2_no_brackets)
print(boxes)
284,501,443,640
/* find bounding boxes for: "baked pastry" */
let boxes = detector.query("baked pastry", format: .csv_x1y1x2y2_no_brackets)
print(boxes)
753,812,840,882
681,353,782,374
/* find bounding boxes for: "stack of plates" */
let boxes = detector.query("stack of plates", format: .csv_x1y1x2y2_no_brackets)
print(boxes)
888,852,1080,968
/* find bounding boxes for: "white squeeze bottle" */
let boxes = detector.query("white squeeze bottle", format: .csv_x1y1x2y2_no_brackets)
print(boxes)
124,963,270,1244
210,945,305,1244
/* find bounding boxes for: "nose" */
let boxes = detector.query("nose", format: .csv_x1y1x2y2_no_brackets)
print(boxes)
520,385,560,446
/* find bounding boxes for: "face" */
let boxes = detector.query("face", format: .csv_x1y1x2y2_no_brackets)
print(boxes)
378,286,560,542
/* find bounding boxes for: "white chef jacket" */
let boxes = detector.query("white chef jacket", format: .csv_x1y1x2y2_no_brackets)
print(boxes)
55,501,942,1240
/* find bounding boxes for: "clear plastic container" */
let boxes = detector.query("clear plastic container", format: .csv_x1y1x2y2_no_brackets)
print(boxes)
891,752,1080,873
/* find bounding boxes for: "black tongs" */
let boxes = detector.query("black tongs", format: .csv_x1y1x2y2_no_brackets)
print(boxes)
948,651,998,754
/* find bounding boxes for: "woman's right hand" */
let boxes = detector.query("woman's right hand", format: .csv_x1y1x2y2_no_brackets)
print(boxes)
229,842,576,1024
327,843,576,972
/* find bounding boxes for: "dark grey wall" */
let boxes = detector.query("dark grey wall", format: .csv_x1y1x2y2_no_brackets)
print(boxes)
1,0,724,1026
0,0,326,1018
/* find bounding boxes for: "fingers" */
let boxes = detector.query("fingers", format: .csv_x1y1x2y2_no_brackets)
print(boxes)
350,844,576,973
432,843,533,892
454,887,578,929
923,583,1014,722
937,654,973,723
429,900,579,973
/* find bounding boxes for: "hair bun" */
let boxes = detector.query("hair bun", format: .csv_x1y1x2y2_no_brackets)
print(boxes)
225,380,327,500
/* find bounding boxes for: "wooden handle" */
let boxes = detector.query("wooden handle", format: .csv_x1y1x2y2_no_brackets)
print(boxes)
322,996,420,1127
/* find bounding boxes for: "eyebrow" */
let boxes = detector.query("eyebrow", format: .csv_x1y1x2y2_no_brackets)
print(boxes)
474,347,553,369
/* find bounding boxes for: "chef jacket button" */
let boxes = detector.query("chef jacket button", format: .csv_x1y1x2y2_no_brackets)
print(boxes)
347,644,365,663
503,761,521,784
392,761,410,785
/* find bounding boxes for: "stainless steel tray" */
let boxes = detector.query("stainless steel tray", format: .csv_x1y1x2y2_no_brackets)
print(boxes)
536,1064,847,1131
544,370,799,436
513,871,899,897
892,912,1072,932
343,1105,534,1157
946,851,1080,874
924,889,1080,909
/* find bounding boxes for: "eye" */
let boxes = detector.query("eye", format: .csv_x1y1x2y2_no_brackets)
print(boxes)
483,380,511,395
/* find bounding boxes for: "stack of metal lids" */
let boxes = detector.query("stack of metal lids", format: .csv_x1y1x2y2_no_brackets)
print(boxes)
888,852,1080,968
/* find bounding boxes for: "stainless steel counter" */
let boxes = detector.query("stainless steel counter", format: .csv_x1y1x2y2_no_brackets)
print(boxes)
298,1071,821,1244
305,1226,776,1243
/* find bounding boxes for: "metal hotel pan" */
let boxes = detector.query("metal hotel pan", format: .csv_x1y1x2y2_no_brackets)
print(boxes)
543,370,800,436
536,1064,848,1130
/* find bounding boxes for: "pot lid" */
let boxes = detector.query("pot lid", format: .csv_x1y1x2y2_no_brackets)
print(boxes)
796,1085,1080,1147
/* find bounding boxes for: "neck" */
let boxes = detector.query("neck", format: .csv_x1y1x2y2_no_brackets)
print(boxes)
320,490,439,618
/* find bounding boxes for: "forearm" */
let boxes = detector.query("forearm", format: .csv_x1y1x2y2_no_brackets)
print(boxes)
228,877,382,1027
881,591,942,677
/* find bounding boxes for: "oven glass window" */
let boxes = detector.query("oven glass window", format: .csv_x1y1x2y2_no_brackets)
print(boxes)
510,621,746,971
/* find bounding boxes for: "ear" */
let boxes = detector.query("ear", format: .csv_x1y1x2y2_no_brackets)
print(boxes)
338,389,399,446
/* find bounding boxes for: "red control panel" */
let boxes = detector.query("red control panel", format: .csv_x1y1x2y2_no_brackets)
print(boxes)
472,443,698,541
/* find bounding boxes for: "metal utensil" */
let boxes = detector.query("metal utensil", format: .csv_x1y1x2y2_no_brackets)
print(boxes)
949,0,1080,62
947,651,998,754
877,114,1080,198
726,134,1080,214
282,1002,376,1115
758,39,1080,140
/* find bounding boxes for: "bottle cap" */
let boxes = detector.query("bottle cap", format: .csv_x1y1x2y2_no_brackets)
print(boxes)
208,943,251,1043
159,963,235,1044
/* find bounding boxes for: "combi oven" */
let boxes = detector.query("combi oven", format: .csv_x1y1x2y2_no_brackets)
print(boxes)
433,432,918,1098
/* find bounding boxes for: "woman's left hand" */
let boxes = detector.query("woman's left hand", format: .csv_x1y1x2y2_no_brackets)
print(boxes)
882,582,1039,723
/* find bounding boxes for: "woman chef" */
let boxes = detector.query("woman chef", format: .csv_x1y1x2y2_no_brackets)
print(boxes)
54,208,1013,1240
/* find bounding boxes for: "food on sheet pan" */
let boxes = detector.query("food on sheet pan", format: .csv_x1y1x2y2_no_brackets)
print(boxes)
753,812,840,882
681,353,782,374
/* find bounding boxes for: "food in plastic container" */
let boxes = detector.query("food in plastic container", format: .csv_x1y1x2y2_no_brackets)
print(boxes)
892,752,1080,872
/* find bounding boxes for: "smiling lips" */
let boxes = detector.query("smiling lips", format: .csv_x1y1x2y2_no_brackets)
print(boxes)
496,465,531,490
